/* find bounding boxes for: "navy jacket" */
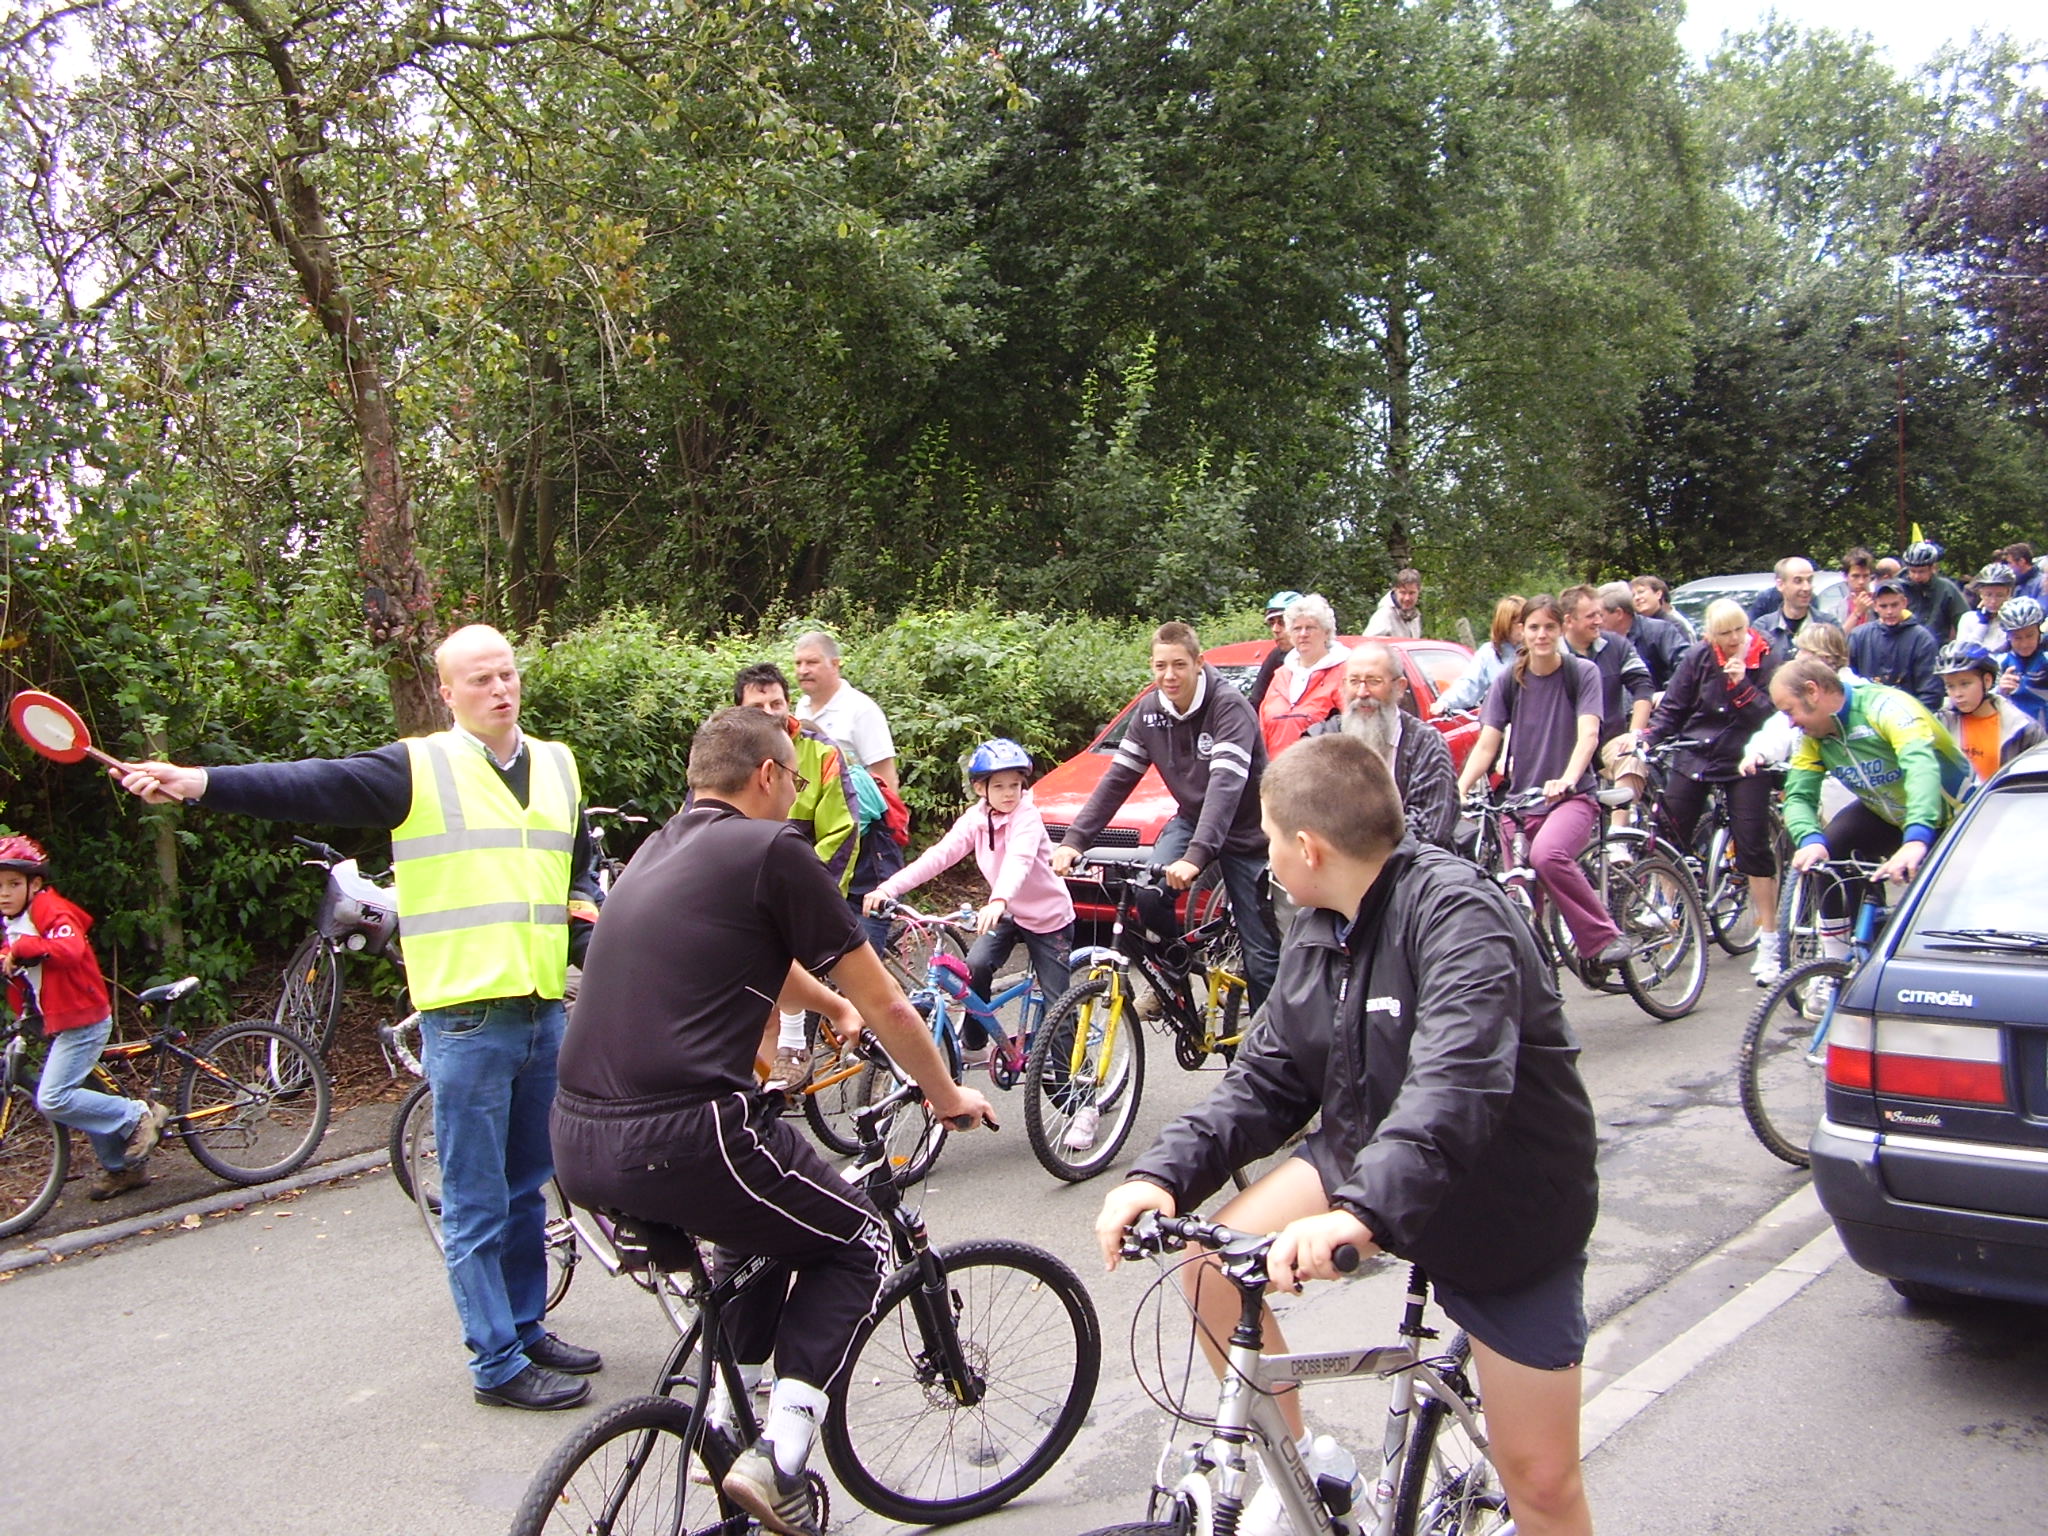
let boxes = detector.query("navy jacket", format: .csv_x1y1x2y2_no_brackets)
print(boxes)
1849,621,1942,711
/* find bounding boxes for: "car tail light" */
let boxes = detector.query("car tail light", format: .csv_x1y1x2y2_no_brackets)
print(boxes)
1826,1012,2007,1106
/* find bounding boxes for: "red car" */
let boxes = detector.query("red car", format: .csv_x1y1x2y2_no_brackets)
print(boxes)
1034,637,1480,915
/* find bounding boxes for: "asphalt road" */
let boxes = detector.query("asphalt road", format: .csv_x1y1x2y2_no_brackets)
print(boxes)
3,943,2044,1534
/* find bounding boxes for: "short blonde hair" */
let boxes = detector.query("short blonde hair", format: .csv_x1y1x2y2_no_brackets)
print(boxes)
1794,621,1850,669
1702,599,1747,639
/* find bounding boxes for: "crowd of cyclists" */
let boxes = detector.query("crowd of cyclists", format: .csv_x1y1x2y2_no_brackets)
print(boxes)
30,538,2033,1536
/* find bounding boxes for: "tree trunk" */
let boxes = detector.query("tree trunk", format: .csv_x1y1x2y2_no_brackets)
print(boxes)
1381,270,1418,569
228,0,442,734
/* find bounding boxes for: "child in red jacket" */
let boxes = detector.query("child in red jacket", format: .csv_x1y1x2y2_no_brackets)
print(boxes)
1,835,169,1199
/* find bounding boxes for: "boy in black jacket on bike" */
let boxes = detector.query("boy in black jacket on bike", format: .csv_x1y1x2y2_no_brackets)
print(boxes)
1095,734,1598,1536
1051,622,1279,1006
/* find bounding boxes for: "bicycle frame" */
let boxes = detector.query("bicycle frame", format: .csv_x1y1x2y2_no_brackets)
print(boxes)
1130,1221,1493,1536
1069,863,1247,1071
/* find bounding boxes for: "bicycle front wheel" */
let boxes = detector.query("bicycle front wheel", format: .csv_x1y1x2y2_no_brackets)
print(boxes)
1022,975,1146,1182
1615,852,1708,1021
0,1082,69,1240
825,1237,1100,1523
882,917,969,994
1391,1336,1510,1536
178,1023,331,1183
407,1090,577,1312
388,1077,432,1202
275,934,346,1056
801,1017,869,1156
509,1393,732,1536
1739,958,1847,1167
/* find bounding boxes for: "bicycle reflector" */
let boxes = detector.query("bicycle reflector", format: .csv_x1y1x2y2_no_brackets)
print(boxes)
1826,1013,2008,1106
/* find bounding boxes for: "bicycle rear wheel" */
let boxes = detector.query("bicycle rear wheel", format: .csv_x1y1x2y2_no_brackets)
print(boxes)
1739,958,1847,1167
824,1237,1100,1523
509,1393,737,1536
1391,1335,1511,1535
0,1082,68,1240
275,934,346,1056
1778,864,1834,973
1615,853,1708,1020
178,1023,331,1183
1022,976,1146,1182
1698,824,1752,955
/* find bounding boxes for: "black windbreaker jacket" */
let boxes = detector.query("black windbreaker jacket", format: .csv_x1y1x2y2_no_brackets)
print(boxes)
1130,839,1599,1294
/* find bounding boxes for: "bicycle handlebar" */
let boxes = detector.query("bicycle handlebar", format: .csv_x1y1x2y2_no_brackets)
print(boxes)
291,834,346,864
1122,1210,1359,1274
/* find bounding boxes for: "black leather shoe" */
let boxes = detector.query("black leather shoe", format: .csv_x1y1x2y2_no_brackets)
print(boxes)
474,1364,591,1411
526,1331,604,1375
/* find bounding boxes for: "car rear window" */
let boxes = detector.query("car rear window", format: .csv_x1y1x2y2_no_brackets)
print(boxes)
1094,664,1257,751
1896,786,2048,961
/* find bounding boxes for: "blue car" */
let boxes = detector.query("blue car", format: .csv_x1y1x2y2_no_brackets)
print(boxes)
1811,742,2048,1306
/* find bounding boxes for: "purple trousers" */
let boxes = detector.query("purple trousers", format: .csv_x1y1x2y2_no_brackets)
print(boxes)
1520,793,1621,960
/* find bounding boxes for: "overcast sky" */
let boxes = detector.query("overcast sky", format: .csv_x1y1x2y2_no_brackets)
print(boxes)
1677,0,2046,69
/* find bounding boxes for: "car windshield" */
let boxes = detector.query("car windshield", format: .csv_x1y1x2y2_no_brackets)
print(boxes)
1094,663,1258,751
1898,787,2048,960
1672,583,1766,630
1405,646,1462,702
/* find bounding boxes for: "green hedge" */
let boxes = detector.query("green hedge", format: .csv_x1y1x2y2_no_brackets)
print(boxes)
5,599,1259,1009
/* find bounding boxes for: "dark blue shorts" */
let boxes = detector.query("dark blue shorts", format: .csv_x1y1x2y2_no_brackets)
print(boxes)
1434,1248,1589,1372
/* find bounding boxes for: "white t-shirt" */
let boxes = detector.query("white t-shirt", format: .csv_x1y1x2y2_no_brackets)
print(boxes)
4,908,44,1002
797,682,895,769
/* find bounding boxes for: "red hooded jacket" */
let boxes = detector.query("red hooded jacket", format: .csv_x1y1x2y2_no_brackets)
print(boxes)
4,887,113,1035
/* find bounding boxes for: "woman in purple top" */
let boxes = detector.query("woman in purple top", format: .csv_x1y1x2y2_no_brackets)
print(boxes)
1455,595,1630,965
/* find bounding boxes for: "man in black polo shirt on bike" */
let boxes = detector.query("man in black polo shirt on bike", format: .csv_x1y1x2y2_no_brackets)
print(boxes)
552,708,993,1536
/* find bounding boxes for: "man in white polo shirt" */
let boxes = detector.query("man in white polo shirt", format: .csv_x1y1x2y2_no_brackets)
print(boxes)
794,629,902,943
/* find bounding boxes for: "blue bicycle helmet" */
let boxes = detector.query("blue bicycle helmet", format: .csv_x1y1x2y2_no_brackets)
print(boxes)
1933,640,1998,678
1999,596,2045,632
966,738,1034,783
1265,590,1304,617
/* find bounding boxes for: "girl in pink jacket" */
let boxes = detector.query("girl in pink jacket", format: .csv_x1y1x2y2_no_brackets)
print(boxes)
864,739,1075,1062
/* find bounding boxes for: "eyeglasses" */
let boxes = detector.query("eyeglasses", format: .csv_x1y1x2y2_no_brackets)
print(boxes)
772,759,809,794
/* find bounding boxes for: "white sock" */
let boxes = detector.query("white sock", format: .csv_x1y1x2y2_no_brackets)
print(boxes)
778,1011,808,1051
1820,930,1851,964
762,1376,830,1477
710,1361,765,1432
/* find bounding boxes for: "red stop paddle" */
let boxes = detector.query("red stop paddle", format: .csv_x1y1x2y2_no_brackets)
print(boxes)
8,690,134,770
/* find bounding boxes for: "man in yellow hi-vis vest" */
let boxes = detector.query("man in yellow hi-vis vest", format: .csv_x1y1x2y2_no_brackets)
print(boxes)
115,626,604,1411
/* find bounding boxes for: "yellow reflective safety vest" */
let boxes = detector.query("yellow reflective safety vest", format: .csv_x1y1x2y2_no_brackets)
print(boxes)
390,731,580,1011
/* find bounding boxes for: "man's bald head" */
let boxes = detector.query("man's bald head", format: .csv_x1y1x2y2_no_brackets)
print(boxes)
435,625,522,740
436,624,516,685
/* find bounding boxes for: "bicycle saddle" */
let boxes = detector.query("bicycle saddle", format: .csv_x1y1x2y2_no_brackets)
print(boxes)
1594,785,1637,808
602,1210,702,1274
137,976,201,1007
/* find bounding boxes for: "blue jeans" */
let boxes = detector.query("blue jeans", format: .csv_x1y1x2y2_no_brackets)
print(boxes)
1153,815,1279,1010
964,918,1074,1047
419,995,564,1390
36,1018,144,1172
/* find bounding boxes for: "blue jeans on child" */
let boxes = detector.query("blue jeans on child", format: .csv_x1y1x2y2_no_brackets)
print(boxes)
964,918,1074,1048
36,1017,144,1171
1152,814,1279,1010
419,994,564,1391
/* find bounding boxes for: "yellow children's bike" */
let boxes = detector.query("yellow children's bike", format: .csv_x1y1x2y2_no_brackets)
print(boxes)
1022,858,1249,1182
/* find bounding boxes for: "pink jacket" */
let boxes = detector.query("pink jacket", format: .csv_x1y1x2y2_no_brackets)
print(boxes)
875,789,1075,934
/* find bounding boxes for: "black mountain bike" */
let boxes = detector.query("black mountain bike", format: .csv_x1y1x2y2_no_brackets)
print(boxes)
509,1049,1101,1534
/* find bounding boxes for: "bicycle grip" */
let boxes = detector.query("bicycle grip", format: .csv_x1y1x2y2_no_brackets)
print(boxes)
1332,1244,1360,1274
